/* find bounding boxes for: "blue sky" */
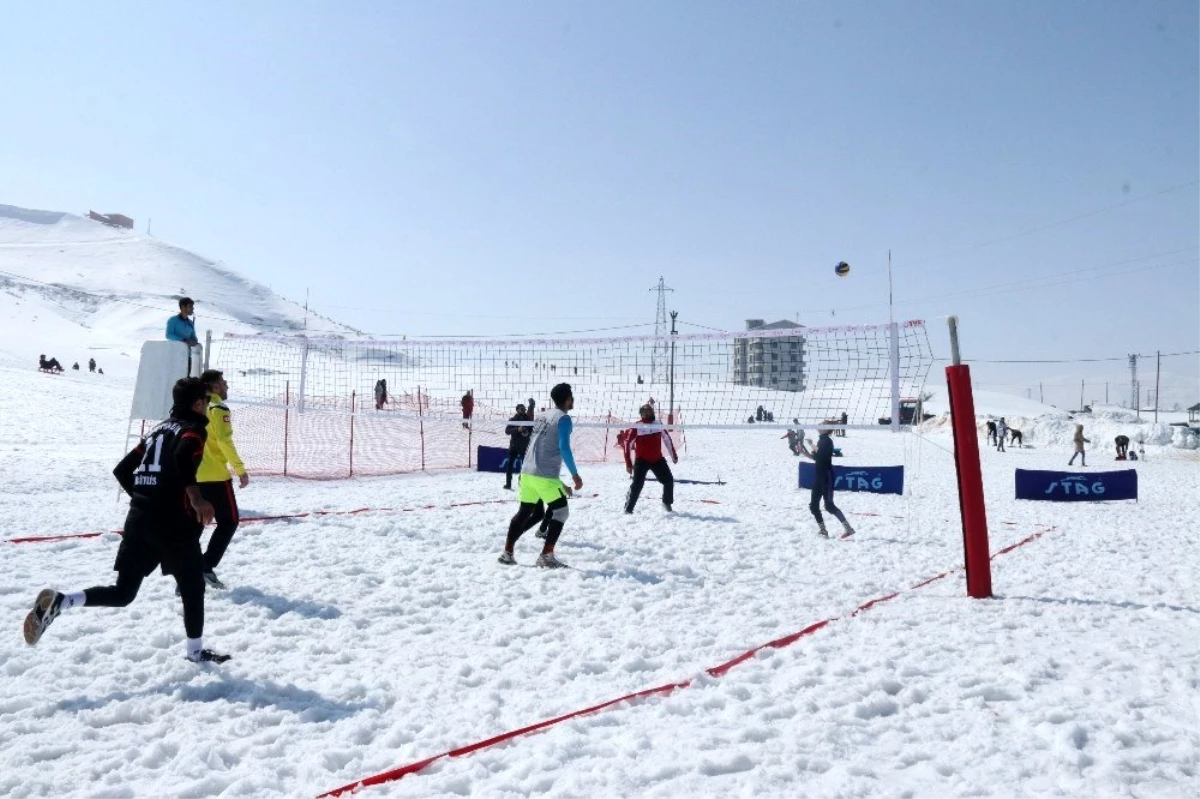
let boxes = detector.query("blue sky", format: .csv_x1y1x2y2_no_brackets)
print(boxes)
1,1,1196,407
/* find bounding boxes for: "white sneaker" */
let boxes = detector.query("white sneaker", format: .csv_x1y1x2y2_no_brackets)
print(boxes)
535,553,568,569
23,589,64,646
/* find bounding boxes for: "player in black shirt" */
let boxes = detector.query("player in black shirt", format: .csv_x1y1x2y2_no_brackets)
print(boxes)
804,424,856,539
22,377,232,663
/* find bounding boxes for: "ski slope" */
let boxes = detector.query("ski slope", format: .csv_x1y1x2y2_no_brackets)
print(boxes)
2,363,1197,798
0,204,357,380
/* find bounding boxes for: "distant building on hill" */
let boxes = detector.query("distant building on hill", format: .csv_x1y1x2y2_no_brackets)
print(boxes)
733,318,807,392
88,211,134,229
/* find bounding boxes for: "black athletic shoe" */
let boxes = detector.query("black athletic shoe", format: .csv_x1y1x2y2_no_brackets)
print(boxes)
203,571,226,590
23,589,64,646
187,649,232,664
663,502,673,512
817,526,830,539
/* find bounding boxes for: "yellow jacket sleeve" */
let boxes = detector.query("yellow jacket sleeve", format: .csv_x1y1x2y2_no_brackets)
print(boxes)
198,399,247,482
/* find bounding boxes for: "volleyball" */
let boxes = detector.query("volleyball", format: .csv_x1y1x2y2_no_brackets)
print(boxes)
834,261,850,277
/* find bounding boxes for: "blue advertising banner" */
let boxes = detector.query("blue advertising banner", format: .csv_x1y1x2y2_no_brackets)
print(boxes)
477,446,521,474
798,463,904,495
1015,469,1138,502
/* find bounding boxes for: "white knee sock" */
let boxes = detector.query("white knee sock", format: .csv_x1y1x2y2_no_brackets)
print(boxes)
187,637,204,659
63,592,87,610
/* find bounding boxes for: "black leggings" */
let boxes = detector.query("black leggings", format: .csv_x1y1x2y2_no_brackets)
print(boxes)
809,481,848,527
85,567,205,639
200,480,240,571
505,496,567,551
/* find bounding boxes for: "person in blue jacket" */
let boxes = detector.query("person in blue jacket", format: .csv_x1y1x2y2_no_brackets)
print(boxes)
166,298,199,346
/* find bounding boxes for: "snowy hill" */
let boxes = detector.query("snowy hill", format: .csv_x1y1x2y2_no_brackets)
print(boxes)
0,204,359,378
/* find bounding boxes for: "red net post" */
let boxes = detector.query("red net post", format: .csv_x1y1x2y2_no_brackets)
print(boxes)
946,362,992,598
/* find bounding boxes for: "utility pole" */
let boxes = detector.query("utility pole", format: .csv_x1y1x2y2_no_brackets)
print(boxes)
1080,379,1085,412
649,277,674,386
1154,350,1161,423
1129,354,1139,419
668,311,678,423
303,288,310,333
1105,382,1109,404
1039,383,1043,404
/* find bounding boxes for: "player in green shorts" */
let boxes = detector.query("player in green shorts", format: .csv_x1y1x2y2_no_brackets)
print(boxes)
498,383,583,568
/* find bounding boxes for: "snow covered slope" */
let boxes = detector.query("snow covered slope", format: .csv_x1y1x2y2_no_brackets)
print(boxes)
0,204,358,378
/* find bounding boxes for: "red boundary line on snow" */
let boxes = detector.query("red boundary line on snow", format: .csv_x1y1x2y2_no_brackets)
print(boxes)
315,524,1057,798
5,497,611,545
5,498,1036,545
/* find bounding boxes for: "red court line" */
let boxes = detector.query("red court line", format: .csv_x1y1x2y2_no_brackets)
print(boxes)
316,524,1057,798
5,496,604,545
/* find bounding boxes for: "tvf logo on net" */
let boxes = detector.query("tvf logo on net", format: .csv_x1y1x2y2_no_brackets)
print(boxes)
1044,474,1107,496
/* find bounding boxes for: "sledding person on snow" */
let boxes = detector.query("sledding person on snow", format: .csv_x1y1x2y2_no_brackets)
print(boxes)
1115,434,1130,460
803,422,855,539
38,354,63,373
498,383,582,569
781,418,807,456
22,377,231,663
197,369,249,590
622,403,678,514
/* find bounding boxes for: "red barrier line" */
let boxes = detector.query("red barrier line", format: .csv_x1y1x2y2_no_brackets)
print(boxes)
6,496,612,545
6,531,111,544
315,525,1057,798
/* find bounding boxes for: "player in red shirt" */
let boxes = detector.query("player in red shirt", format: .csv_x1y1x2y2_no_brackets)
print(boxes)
623,403,679,513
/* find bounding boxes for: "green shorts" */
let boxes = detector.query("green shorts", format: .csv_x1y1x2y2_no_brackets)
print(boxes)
518,474,566,505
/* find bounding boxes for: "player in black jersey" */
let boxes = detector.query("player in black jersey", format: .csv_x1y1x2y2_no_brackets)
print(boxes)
22,377,232,663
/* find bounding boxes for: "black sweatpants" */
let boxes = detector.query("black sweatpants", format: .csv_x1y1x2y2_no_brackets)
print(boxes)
85,524,206,639
809,479,848,528
625,458,674,512
199,480,240,571
504,445,527,489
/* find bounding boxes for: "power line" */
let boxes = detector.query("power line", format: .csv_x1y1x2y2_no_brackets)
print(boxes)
897,179,1200,269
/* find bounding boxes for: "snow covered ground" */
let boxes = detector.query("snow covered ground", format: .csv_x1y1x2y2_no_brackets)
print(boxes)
2,364,1197,798
0,204,356,380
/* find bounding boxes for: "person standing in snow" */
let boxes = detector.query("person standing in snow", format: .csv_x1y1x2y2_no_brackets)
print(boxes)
622,403,679,514
461,390,474,429
166,297,201,375
1068,424,1090,466
196,370,249,590
996,417,1008,452
22,378,230,663
803,422,855,539
503,403,531,490
498,383,582,569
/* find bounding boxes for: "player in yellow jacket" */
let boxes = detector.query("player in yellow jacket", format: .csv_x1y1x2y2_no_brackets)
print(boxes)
198,369,249,589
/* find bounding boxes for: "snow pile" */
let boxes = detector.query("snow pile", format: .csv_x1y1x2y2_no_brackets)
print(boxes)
920,388,1197,453
0,203,358,379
